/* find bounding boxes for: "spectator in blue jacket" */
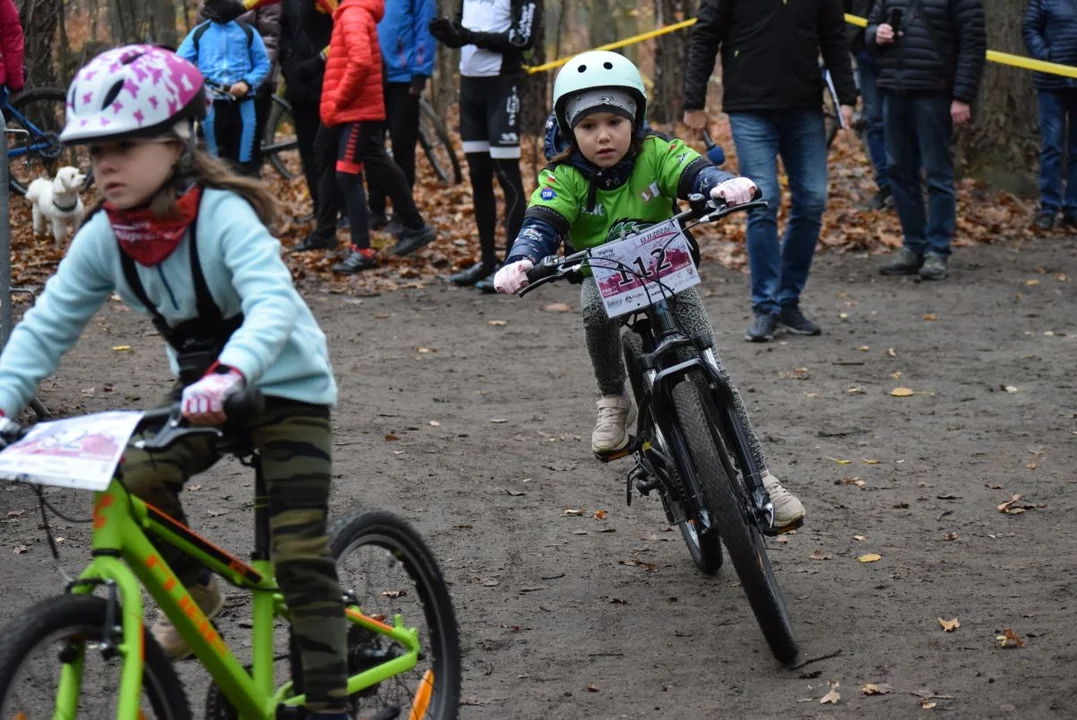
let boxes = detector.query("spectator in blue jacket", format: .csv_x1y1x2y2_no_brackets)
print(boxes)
367,0,436,233
1024,0,1077,231
178,17,272,176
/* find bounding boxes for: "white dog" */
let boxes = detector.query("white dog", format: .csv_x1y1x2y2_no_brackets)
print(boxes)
26,167,87,246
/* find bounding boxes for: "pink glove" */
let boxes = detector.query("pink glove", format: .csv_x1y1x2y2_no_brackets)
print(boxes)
711,177,758,206
181,367,245,425
493,259,534,294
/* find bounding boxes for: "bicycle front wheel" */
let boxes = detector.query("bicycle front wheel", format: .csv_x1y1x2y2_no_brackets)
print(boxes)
671,374,799,664
6,87,94,196
263,95,301,181
418,98,463,186
0,594,191,720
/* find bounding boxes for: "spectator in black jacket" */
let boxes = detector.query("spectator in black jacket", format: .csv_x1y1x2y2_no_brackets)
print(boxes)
683,0,857,343
1023,0,1077,231
867,0,986,280
846,0,891,210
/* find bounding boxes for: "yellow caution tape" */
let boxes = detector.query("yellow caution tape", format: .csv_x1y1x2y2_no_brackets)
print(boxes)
526,13,1077,80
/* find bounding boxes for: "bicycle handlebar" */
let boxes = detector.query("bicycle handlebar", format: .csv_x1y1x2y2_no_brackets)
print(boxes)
521,192,768,293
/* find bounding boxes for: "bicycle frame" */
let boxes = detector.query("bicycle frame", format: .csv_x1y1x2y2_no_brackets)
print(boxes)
59,460,424,720
2,100,55,160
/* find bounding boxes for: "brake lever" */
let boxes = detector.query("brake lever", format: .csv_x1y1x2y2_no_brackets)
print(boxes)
135,411,223,452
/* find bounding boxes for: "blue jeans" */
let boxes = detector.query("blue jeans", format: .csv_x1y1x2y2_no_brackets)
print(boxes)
856,50,888,191
882,91,955,256
1037,89,1077,216
728,109,828,316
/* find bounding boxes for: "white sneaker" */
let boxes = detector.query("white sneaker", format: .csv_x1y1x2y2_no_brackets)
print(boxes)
591,394,632,453
150,576,225,661
762,471,805,528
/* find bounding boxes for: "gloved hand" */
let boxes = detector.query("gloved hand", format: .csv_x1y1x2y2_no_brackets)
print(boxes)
493,259,533,294
181,367,245,425
711,177,758,206
429,18,469,49
0,414,22,451
410,75,428,96
296,55,326,85
203,0,247,23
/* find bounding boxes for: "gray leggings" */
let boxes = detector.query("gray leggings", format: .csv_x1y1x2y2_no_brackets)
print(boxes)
581,276,768,471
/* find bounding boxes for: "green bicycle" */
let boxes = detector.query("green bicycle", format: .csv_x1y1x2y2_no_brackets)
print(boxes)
0,392,462,720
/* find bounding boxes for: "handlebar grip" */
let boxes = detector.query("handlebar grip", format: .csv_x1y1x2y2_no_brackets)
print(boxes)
224,388,265,420
525,257,561,284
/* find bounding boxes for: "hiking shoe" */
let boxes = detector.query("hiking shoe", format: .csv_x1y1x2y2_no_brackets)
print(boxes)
762,471,805,529
879,247,923,276
1033,212,1055,231
333,250,377,274
389,225,436,256
384,216,404,236
918,252,949,281
591,394,632,454
745,311,779,343
474,264,502,294
779,304,821,336
448,261,497,287
866,186,893,211
292,234,337,253
1061,214,1077,229
151,576,225,661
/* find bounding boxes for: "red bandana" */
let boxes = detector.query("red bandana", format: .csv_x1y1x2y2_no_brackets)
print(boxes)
106,186,203,266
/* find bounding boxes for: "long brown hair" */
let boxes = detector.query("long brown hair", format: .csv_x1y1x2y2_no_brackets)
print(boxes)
82,138,278,227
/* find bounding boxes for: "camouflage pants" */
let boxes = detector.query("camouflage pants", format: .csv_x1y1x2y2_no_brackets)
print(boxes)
581,277,769,473
121,393,348,712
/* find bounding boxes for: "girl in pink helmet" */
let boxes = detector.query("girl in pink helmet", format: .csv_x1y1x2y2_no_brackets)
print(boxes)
0,45,351,717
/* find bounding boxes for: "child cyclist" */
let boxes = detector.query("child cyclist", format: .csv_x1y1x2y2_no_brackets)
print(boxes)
493,51,805,528
0,46,352,717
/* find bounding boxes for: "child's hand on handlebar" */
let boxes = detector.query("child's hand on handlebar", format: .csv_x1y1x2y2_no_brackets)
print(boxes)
182,368,245,425
711,177,758,206
494,259,533,294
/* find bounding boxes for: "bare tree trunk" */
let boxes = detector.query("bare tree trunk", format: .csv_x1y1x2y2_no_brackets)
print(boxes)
16,0,60,87
588,0,616,49
955,0,1039,196
649,0,696,125
520,0,546,186
432,0,458,116
553,0,567,61
150,0,178,47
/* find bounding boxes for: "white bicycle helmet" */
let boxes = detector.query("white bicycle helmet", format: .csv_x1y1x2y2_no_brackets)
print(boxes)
60,44,207,145
552,50,647,133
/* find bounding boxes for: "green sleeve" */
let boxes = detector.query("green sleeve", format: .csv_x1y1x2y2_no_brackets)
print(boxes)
651,136,707,200
526,165,583,230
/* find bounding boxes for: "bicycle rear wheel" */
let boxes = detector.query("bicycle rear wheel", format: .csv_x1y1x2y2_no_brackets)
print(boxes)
418,98,463,186
0,594,191,720
671,374,799,664
264,95,301,181
622,332,722,574
6,87,94,196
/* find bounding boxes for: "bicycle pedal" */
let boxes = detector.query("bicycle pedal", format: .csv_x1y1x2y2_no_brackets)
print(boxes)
764,517,805,537
594,435,641,463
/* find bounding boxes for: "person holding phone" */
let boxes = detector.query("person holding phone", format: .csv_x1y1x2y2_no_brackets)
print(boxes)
865,0,986,280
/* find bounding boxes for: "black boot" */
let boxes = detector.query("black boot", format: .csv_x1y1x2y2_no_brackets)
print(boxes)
293,233,337,252
449,261,497,287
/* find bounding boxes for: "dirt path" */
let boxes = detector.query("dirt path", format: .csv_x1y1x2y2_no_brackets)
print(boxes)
0,235,1075,719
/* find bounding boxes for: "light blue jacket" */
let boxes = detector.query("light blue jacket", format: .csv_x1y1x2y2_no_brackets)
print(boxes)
177,20,272,90
0,189,337,416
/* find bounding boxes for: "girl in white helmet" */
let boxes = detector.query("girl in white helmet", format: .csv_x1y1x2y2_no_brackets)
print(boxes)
493,50,805,528
0,45,352,716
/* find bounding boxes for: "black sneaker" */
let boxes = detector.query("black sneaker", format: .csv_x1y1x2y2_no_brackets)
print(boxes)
1060,214,1076,229
388,225,436,256
292,234,337,252
449,261,497,287
332,251,377,274
879,247,923,276
1033,212,1055,231
474,264,502,294
369,212,389,231
867,186,893,211
779,304,821,336
745,311,779,343
918,252,949,281
384,216,405,236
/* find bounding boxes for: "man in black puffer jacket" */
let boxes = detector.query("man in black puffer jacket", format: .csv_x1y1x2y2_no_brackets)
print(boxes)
865,0,986,281
1024,0,1077,231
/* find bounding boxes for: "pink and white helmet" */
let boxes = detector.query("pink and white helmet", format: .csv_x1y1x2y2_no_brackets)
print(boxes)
60,44,207,145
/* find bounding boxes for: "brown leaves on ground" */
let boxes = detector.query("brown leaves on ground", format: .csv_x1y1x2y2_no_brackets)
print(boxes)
996,628,1025,648
11,112,1039,300
938,617,961,632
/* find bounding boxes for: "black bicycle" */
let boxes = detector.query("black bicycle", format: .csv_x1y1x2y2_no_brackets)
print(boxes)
519,193,801,665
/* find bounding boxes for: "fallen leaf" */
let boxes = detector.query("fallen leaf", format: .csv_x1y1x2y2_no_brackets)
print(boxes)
938,617,960,632
592,510,608,520
587,684,600,693
862,459,881,464
13,545,26,554
996,628,1025,648
543,303,572,312
820,681,840,705
490,418,508,424
923,313,938,321
943,532,959,541
429,420,441,427
112,345,131,352
6,510,23,517
922,700,937,710
859,345,870,351
1026,459,1038,470
506,489,526,497
384,433,400,441
853,534,867,541
482,579,500,587
890,387,915,397
810,548,831,560
381,589,406,599
847,386,865,395
488,320,507,326
858,553,882,563
188,484,202,491
563,508,586,516
1026,279,1040,286
891,370,903,380
862,683,893,695
887,348,897,358
828,457,852,465
997,494,1023,513
1002,385,1018,393
417,346,437,354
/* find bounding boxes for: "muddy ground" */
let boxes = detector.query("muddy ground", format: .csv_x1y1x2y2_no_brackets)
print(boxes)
0,233,1075,719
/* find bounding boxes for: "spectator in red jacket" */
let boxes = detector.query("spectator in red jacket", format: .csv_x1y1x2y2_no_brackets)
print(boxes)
0,0,25,94
321,0,435,274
